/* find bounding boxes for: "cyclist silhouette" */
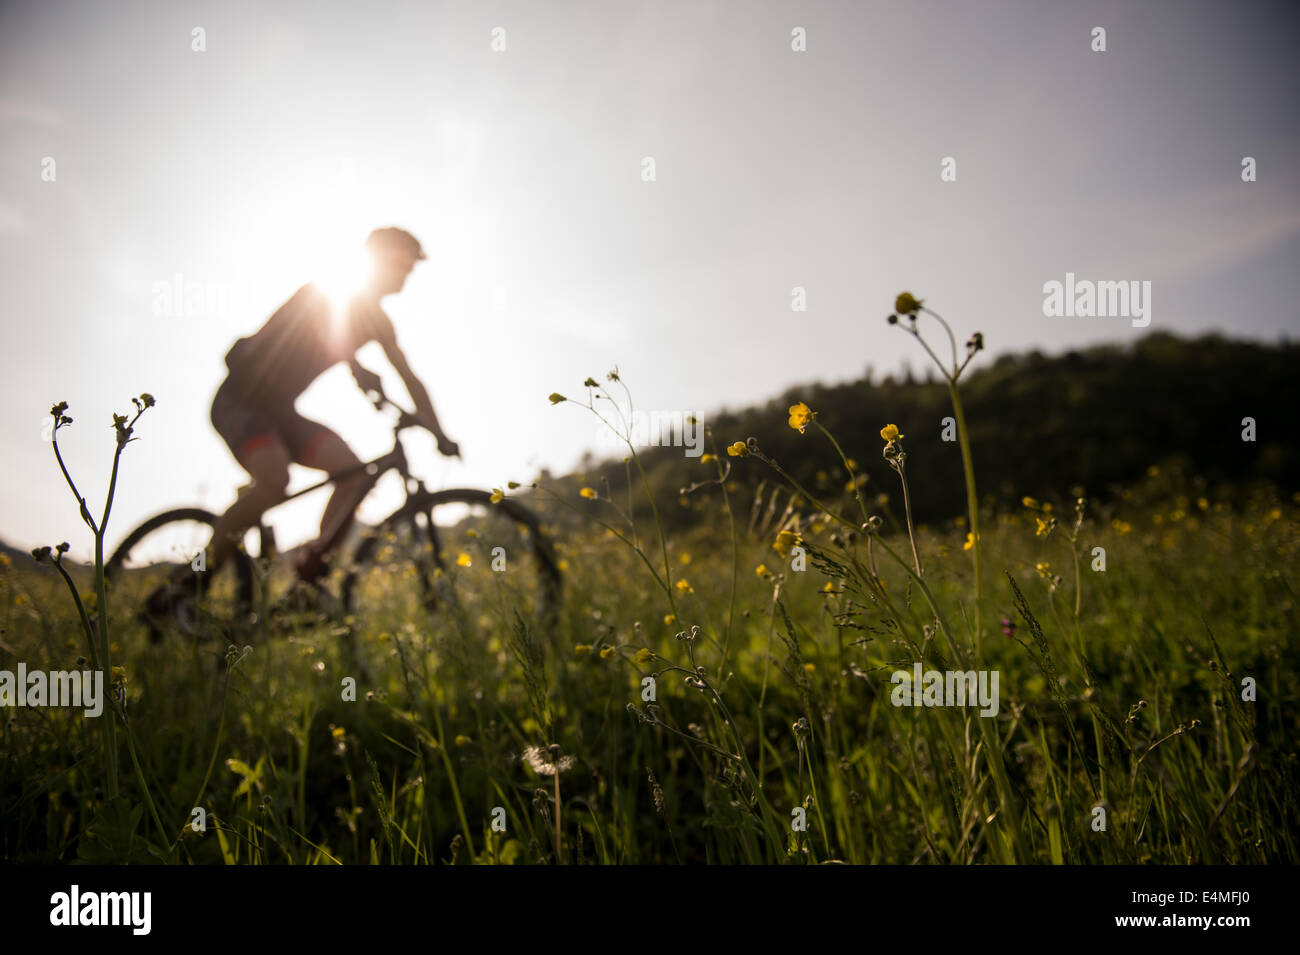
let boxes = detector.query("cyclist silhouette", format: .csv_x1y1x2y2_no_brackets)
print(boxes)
161,227,459,610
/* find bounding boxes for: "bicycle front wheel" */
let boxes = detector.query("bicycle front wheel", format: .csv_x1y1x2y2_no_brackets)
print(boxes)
341,488,561,633
106,507,256,641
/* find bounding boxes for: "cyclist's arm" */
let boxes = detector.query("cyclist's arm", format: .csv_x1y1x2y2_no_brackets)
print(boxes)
348,357,383,396
373,316,449,440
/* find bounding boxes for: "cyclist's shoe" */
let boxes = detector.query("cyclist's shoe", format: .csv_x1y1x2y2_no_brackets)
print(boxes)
295,547,332,587
273,578,342,627
141,578,200,641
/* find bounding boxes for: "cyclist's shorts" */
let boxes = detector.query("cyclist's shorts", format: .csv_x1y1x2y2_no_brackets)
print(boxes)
211,378,332,466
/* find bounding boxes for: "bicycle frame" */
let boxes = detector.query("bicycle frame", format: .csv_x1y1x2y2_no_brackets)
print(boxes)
254,396,427,562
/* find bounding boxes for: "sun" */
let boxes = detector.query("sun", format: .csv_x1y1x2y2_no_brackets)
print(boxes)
311,241,373,308
236,165,380,313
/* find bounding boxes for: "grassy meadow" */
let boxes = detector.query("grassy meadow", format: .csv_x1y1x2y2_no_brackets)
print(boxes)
2,308,1297,866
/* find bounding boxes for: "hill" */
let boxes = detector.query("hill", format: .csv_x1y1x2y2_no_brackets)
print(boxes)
551,331,1299,530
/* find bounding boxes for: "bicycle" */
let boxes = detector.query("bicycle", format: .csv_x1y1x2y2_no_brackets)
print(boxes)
106,391,562,643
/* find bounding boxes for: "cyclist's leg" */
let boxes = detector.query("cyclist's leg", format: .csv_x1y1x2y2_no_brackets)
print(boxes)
282,416,366,582
209,384,293,575
210,438,291,573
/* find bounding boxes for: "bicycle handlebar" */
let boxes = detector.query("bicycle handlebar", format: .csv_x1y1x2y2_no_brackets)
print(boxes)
368,387,419,429
368,385,457,456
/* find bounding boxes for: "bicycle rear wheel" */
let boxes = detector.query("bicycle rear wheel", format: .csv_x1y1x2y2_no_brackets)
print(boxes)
106,507,256,641
341,488,561,632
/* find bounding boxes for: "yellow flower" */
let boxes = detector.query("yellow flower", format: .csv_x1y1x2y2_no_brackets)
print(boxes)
664,614,676,625
679,553,692,565
456,552,472,567
675,578,693,594
880,423,903,444
599,647,616,660
726,441,748,457
755,563,769,577
788,402,815,432
111,665,127,685
963,532,977,551
574,644,592,657
579,487,598,499
700,453,717,463
0,554,10,568
635,648,654,665
895,291,923,315
823,582,835,592
490,488,504,503
1022,496,1038,509
331,726,346,741
455,734,471,747
803,662,816,675
1111,519,1133,535
548,393,566,404
774,529,798,557
1035,561,1052,577
1035,517,1050,538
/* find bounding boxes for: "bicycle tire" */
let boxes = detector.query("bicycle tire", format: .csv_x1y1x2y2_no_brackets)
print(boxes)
106,507,257,634
340,488,562,628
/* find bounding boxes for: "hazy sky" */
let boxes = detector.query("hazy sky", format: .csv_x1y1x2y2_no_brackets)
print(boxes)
3,0,1298,558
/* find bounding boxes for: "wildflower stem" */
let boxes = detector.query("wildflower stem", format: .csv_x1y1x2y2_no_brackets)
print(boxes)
906,324,954,383
1071,541,1082,619
49,558,99,670
172,664,234,853
50,428,98,535
895,460,924,578
553,771,562,863
573,394,679,621
920,306,961,375
116,704,169,851
428,700,477,861
946,379,984,652
716,445,740,680
94,513,118,799
812,421,870,525
533,483,672,601
751,451,856,535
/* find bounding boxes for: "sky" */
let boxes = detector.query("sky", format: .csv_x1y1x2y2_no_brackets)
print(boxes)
2,0,1298,560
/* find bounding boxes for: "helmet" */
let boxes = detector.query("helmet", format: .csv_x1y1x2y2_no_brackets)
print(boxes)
365,227,426,260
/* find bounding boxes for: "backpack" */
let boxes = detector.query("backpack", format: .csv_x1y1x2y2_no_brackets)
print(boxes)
224,335,253,372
